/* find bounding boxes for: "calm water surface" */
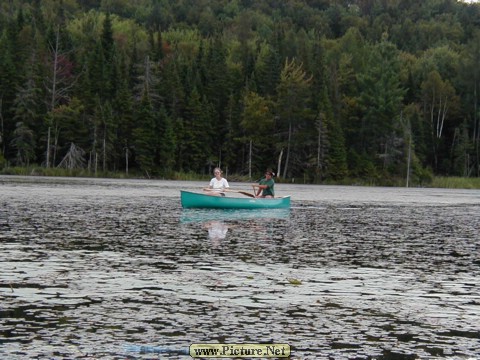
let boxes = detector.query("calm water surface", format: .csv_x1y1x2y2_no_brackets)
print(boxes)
1,176,479,359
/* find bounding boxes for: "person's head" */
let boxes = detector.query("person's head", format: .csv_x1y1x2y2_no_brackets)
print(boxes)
264,169,275,178
213,167,223,178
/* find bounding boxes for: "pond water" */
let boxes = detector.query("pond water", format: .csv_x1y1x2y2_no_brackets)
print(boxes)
1,176,479,359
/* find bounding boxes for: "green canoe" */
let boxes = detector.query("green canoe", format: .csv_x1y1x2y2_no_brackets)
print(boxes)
180,190,291,209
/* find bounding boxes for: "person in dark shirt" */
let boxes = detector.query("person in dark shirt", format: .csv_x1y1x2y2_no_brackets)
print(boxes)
252,170,275,198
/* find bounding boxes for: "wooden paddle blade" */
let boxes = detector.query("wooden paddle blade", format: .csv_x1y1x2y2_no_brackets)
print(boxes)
238,191,255,198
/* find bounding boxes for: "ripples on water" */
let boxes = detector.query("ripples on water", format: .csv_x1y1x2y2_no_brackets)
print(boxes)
0,177,479,359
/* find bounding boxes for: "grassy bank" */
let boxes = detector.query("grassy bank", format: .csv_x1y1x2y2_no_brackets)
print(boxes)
2,166,480,189
430,176,480,189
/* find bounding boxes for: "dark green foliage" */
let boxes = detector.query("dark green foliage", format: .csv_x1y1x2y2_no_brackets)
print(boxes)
354,39,407,178
181,87,213,173
133,94,157,175
0,0,480,183
0,30,21,157
323,98,348,180
157,105,176,172
10,121,35,166
347,149,378,180
256,45,282,97
113,76,135,171
49,98,87,166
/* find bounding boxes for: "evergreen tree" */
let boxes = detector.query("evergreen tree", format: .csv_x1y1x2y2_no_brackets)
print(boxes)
159,59,185,121
241,90,275,174
357,38,406,171
457,30,480,176
13,75,42,162
255,44,281,98
96,100,117,172
276,58,312,178
314,84,347,181
100,13,118,100
451,121,473,176
203,38,231,152
0,30,21,158
10,121,35,166
223,92,243,173
133,93,157,176
182,87,213,173
324,113,348,180
1,0,480,180
47,98,86,168
157,105,176,172
113,74,135,172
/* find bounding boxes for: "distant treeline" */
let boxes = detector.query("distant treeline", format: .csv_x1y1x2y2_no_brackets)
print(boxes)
1,0,479,183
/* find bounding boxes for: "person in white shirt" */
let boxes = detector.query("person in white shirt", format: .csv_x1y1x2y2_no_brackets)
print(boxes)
204,167,229,196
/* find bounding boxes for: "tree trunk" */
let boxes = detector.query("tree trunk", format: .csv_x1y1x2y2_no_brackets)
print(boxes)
317,114,323,170
406,131,411,188
46,127,51,168
0,98,5,156
277,148,283,180
125,146,129,175
92,124,97,174
282,122,292,179
103,136,106,172
475,82,479,176
53,124,59,167
248,139,252,181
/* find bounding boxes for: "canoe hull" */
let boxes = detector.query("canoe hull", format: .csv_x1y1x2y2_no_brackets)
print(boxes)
180,190,290,209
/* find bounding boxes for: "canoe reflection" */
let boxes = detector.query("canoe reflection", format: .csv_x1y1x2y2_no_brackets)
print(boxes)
204,220,229,244
180,208,290,245
180,208,290,223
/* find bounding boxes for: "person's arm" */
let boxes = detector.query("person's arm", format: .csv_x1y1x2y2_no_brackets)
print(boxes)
252,183,266,197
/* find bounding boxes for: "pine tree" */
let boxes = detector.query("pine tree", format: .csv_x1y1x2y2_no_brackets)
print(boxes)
357,38,406,170
241,90,275,173
13,76,42,162
133,93,157,176
113,74,135,172
101,13,118,100
276,58,312,178
182,87,213,172
10,121,35,166
157,105,176,172
0,29,21,159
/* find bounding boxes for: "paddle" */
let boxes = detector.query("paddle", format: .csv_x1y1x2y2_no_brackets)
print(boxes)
202,187,256,198
225,189,256,198
203,188,255,197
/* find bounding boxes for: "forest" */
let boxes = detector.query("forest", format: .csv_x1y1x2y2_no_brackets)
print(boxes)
1,0,480,184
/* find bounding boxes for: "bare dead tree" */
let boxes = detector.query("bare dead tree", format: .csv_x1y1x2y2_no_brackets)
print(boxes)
57,142,86,169
44,26,79,167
